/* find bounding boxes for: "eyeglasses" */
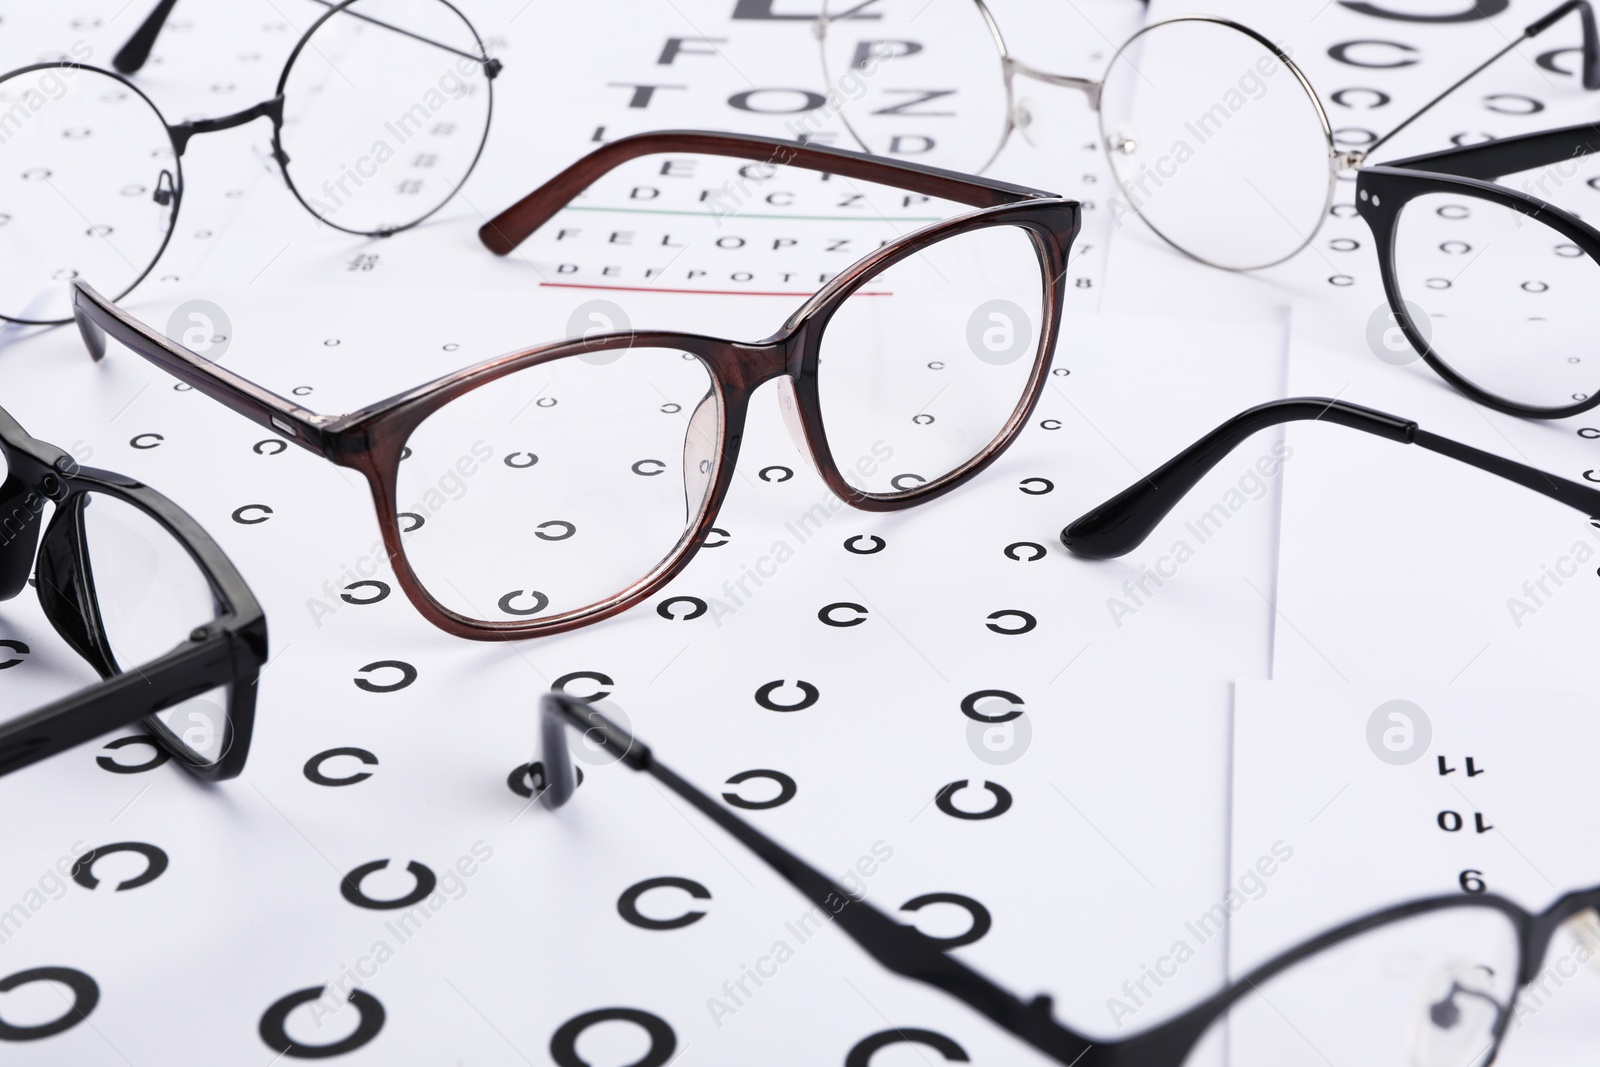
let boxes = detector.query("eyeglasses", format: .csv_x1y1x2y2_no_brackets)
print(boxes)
536,691,1600,1065
72,130,1073,640
0,404,265,780
1355,128,1600,418
815,0,1597,271
0,0,500,326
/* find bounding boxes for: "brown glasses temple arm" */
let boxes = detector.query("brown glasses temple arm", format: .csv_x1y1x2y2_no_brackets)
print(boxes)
478,130,1053,256
72,282,331,457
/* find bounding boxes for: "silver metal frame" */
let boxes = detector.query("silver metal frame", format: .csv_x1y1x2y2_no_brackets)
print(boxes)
813,3,1340,271
1095,16,1338,272
813,1,1568,275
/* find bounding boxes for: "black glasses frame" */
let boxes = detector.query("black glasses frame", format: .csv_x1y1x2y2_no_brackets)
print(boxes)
0,404,265,780
536,692,1596,1065
1356,121,1600,419
0,0,500,326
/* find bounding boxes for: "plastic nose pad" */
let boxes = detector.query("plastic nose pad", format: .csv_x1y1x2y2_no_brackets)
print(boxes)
0,474,44,601
1407,962,1505,1067
35,494,118,677
681,391,719,524
777,378,810,456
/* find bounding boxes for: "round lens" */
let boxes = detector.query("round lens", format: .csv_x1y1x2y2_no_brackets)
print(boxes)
818,0,1011,172
815,222,1046,497
1098,18,1333,271
397,347,718,624
0,64,177,324
1392,190,1600,412
78,492,232,766
277,0,494,235
1183,905,1518,1066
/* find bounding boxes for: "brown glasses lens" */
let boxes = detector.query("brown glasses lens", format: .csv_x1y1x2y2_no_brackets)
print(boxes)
394,345,718,624
814,222,1048,497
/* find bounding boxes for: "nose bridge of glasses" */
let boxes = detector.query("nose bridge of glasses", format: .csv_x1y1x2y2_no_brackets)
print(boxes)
167,96,286,160
1006,58,1102,111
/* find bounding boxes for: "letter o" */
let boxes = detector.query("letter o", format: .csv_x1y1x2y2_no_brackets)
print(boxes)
354,660,416,693
657,596,708,621
259,987,385,1058
755,679,819,712
900,893,992,950
71,841,168,891
0,968,99,1041
728,88,827,114
722,769,797,809
550,1008,676,1067
935,780,1013,820
340,859,437,910
1327,40,1419,69
96,734,170,774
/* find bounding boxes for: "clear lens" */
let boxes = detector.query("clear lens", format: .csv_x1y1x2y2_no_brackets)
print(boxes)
0,65,177,323
1099,18,1332,270
818,0,1011,171
1183,905,1519,1067
278,0,493,235
1392,191,1600,411
78,492,231,766
815,223,1045,496
397,347,718,623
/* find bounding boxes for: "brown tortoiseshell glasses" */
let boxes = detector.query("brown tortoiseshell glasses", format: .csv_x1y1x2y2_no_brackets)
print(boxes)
71,130,1075,641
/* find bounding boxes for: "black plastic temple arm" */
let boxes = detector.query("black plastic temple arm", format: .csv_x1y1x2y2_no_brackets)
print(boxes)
1365,1,1600,160
0,633,236,778
536,693,1097,1065
1061,398,1600,560
114,0,501,76
1380,120,1600,182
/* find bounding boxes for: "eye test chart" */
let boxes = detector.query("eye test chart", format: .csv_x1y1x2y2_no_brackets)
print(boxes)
0,0,1599,1065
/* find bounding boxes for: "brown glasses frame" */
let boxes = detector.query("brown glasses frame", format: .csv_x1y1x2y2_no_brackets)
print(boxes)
71,131,1076,641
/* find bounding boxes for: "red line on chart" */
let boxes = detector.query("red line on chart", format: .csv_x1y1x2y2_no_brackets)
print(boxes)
538,282,892,297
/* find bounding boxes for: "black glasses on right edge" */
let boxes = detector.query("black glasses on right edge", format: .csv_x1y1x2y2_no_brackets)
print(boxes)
1355,124,1600,419
536,692,1598,1064
0,0,499,325
1060,397,1600,560
0,404,265,780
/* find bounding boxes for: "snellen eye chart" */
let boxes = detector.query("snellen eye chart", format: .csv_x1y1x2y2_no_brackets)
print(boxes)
2,1,1599,1064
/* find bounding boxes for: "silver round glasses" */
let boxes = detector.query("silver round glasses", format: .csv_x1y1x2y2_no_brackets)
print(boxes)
817,0,1598,277
816,2,1337,271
